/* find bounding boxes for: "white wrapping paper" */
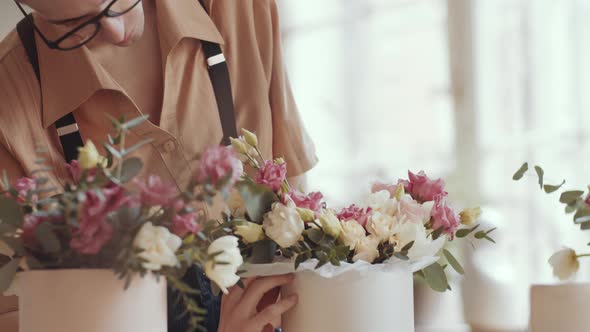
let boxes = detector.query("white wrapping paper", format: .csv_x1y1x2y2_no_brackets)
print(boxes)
242,257,438,332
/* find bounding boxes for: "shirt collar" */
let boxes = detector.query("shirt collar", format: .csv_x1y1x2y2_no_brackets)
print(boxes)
37,0,224,128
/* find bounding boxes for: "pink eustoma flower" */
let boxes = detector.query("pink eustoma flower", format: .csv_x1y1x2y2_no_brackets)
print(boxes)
171,212,201,237
284,191,324,215
255,160,287,192
13,177,37,204
197,146,243,188
430,195,460,236
337,204,372,228
135,175,179,208
404,171,447,203
70,185,128,255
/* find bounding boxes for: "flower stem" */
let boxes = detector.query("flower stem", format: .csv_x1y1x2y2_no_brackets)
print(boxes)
577,253,590,258
116,130,127,180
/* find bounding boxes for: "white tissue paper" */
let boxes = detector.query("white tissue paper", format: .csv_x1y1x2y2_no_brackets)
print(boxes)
241,256,438,332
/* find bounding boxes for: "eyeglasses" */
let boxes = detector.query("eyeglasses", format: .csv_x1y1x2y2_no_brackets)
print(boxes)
14,0,142,51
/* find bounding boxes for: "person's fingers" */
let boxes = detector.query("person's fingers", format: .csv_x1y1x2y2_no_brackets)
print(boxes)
248,294,298,331
240,274,294,312
257,286,281,312
221,278,255,313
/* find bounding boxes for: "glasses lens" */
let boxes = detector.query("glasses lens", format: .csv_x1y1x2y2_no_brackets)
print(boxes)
109,0,141,15
57,23,99,50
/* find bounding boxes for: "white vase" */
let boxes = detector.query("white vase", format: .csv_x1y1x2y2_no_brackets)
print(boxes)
18,269,167,332
529,283,590,332
281,267,414,332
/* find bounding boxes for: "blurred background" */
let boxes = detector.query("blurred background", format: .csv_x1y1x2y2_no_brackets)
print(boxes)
3,0,590,331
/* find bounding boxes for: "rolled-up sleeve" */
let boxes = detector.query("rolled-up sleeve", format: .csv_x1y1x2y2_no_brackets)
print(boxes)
267,0,318,177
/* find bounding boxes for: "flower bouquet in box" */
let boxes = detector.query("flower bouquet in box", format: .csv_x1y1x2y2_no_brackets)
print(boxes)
0,116,242,332
211,130,497,332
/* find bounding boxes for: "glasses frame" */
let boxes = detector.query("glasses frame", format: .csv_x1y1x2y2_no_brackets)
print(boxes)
14,0,142,51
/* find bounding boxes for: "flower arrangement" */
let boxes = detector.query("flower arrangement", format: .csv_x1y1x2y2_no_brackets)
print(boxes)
0,116,243,330
218,130,496,291
514,162,590,280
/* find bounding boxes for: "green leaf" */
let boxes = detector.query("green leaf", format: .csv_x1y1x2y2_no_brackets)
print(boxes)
0,197,24,227
512,162,529,181
119,157,143,183
422,263,449,292
534,166,544,189
306,228,324,244
565,204,578,214
443,249,464,275
103,143,123,159
121,115,150,131
474,231,486,240
0,259,19,292
484,236,496,243
580,221,590,231
294,253,308,270
34,222,61,254
431,227,444,240
393,253,409,261
560,191,585,204
401,241,415,252
455,224,480,238
544,180,566,193
236,180,279,223
574,207,590,224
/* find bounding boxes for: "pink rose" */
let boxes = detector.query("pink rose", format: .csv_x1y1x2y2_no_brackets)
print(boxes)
135,175,179,207
404,171,447,203
337,204,372,227
430,195,460,236
197,146,243,188
255,160,287,192
70,185,128,255
13,177,37,204
171,212,201,237
284,191,324,215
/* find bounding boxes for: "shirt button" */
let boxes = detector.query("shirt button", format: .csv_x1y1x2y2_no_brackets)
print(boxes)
163,140,176,153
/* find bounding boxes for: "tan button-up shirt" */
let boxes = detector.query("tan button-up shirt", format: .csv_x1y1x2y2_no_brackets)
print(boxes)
0,0,317,327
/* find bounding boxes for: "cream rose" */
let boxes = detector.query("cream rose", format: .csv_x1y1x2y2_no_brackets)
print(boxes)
133,222,182,271
366,211,398,242
235,222,265,244
339,220,366,250
262,199,304,248
319,209,343,239
353,235,381,263
364,190,398,216
548,248,580,280
393,221,446,260
205,236,244,294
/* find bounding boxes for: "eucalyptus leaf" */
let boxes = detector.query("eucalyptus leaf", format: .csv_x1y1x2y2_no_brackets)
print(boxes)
34,222,61,254
560,191,584,204
306,229,324,244
513,162,529,181
574,208,590,224
122,139,154,157
565,205,578,214
544,180,566,193
236,180,279,223
0,259,19,292
119,157,144,183
393,253,409,261
443,249,464,275
103,143,123,159
455,224,480,238
580,221,590,231
534,166,544,189
401,241,415,252
121,115,150,131
422,263,449,292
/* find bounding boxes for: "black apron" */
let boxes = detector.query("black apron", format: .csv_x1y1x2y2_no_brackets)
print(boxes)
16,1,237,330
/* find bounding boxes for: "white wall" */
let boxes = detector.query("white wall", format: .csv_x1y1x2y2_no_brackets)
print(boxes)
0,2,20,39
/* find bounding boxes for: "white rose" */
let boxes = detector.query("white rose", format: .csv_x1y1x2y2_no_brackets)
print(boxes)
134,222,182,271
548,248,580,281
393,221,446,260
353,235,381,263
205,236,244,294
262,200,304,248
397,194,431,224
226,189,247,218
366,211,398,242
339,220,366,250
235,222,265,244
364,190,398,216
319,209,343,239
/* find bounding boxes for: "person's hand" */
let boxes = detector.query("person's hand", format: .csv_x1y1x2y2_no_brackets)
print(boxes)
217,274,298,332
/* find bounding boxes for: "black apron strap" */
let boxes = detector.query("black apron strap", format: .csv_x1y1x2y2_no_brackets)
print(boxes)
198,0,239,146
17,15,84,163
